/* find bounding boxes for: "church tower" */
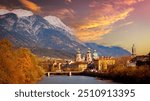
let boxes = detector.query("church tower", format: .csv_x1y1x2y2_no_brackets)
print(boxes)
75,48,82,62
86,48,92,63
93,50,99,60
132,44,136,57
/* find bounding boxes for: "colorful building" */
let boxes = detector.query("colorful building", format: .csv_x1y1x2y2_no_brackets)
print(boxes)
75,48,116,71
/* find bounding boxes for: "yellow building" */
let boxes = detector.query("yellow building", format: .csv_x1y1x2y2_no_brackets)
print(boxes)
77,62,88,71
69,62,88,71
94,57,115,71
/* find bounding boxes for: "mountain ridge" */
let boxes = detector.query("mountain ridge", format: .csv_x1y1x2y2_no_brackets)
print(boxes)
85,43,130,57
0,12,131,58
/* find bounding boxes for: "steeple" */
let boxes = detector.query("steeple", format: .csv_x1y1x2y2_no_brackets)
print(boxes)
77,48,80,54
86,48,92,63
93,50,99,60
132,44,136,57
75,48,82,62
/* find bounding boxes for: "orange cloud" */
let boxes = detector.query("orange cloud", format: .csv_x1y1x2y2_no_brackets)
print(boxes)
75,7,134,41
50,8,75,20
19,0,41,12
89,1,98,8
65,0,72,3
76,28,112,42
74,0,145,42
0,5,7,9
114,0,144,6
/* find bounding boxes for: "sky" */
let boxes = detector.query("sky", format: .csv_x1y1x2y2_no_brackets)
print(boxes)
0,0,150,55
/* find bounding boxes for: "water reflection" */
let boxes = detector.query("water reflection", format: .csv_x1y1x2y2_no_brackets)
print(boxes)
38,75,117,84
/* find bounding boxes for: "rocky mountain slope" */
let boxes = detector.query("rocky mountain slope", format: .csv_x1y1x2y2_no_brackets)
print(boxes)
0,12,130,58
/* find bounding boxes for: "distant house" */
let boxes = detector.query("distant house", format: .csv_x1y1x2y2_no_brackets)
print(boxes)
132,55,149,62
127,60,136,67
127,55,150,67
68,62,88,71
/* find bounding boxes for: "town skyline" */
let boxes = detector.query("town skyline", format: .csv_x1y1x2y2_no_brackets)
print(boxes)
0,0,150,55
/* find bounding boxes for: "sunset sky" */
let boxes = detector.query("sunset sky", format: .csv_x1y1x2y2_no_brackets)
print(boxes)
0,0,150,55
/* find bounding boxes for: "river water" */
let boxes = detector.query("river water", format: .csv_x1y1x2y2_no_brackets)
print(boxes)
38,75,117,84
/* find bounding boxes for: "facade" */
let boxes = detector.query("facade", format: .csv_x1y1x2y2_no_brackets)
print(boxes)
51,61,62,72
85,48,93,63
75,48,93,63
94,57,115,71
69,62,88,71
75,48,116,71
75,48,82,62
93,50,99,60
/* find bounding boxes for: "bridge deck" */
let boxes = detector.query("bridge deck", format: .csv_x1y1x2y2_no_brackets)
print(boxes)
45,71,83,76
46,71,83,73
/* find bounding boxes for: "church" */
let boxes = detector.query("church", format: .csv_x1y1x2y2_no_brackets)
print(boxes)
75,48,116,71
127,44,150,67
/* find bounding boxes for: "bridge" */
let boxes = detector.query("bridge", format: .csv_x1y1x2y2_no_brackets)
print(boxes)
45,71,83,77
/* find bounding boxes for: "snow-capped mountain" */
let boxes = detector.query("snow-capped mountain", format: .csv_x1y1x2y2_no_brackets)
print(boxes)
0,13,87,53
0,9,33,17
0,11,130,58
44,15,84,44
44,16,74,35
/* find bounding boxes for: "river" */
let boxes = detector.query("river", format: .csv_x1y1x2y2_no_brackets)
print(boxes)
38,75,117,84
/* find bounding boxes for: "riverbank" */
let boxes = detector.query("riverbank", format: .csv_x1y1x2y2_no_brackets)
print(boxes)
39,55,150,84
43,66,150,84
83,67,150,84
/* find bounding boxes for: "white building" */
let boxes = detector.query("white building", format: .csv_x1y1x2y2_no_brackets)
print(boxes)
85,48,93,63
75,48,82,62
93,50,99,60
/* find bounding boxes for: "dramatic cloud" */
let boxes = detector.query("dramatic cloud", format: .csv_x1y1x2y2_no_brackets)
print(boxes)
119,21,133,27
65,0,72,3
76,28,112,41
0,0,149,54
78,8,134,30
89,1,99,8
74,0,144,42
19,0,41,12
50,8,75,20
0,5,7,9
114,0,144,6
75,7,134,41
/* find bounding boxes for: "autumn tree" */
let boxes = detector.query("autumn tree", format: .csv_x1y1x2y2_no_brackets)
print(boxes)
0,39,44,84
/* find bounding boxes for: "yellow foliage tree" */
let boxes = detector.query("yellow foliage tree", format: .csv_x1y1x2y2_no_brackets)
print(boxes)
0,39,44,84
